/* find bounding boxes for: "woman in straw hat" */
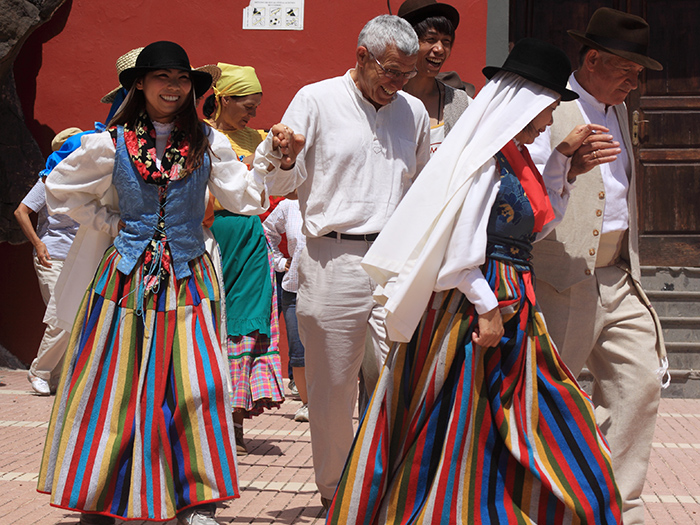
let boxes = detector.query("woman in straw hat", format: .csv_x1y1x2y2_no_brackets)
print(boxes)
327,39,622,524
38,41,302,525
202,64,286,453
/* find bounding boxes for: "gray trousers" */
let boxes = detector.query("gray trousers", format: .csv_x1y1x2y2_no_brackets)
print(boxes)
296,236,389,499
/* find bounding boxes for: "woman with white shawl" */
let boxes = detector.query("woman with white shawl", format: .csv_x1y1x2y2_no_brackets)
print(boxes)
327,39,622,524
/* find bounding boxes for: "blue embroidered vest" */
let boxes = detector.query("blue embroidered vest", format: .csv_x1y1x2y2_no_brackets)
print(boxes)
112,126,210,279
485,151,537,271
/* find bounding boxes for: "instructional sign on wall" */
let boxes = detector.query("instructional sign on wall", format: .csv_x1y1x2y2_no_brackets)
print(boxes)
243,0,304,30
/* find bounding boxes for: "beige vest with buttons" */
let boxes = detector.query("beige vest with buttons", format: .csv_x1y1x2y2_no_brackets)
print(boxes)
531,97,641,292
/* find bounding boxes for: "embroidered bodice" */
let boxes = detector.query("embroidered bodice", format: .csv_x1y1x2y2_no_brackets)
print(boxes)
486,151,537,271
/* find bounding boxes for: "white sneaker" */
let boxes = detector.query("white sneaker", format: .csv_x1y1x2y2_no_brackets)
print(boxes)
294,403,309,422
177,504,218,525
288,379,299,398
28,374,51,396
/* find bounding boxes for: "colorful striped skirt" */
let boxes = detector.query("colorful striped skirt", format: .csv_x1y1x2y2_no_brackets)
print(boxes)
38,246,239,521
328,258,622,524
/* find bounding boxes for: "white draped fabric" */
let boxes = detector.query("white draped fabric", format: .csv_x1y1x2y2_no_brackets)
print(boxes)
362,72,559,342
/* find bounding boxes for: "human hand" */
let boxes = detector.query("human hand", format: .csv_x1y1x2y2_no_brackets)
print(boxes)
557,124,620,180
472,307,504,348
270,123,305,170
118,219,126,231
36,243,52,268
284,258,292,271
241,154,254,167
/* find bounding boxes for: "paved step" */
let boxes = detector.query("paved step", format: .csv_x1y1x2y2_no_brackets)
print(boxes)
639,268,700,397
658,317,700,344
646,291,700,318
641,267,700,293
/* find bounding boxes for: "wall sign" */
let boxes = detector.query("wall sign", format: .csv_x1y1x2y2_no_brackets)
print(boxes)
243,0,304,30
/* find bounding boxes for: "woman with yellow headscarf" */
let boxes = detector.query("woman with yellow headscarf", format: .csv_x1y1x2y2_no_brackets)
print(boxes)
203,64,266,160
203,64,284,455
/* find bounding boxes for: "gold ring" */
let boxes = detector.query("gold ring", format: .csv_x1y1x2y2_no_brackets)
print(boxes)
593,150,598,159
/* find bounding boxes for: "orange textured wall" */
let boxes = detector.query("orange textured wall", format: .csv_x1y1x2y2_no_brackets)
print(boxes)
15,0,488,154
4,0,488,364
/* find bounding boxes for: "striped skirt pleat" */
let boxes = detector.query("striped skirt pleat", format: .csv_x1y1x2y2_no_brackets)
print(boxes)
328,258,622,524
38,246,239,521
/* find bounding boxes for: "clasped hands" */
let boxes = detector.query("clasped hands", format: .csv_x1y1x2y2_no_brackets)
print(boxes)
555,123,621,181
270,123,306,170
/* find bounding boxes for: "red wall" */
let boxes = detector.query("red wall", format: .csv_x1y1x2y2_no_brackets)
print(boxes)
4,0,488,363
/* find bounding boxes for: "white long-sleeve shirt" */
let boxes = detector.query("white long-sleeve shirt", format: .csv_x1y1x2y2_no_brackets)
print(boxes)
263,199,305,293
264,70,431,238
45,127,272,233
530,73,630,234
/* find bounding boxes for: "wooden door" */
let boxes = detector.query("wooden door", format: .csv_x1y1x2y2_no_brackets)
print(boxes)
510,0,700,266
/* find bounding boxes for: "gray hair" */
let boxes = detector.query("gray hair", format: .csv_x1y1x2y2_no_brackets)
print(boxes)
357,15,419,58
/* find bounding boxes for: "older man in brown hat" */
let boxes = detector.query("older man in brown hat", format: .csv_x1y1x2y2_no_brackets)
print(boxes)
530,8,665,524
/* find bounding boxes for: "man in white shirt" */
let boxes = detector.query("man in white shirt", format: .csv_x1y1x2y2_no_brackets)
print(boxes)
529,8,664,524
14,129,83,395
265,14,430,507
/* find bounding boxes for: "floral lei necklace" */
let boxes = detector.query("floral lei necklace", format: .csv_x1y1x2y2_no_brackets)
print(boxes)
111,110,191,183
110,111,195,309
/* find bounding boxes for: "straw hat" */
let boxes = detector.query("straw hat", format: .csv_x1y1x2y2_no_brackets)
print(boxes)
102,45,221,103
119,41,217,99
51,127,83,151
101,47,144,103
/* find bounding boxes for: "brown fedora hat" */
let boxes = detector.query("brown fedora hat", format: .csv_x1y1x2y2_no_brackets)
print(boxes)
397,0,459,30
568,7,662,71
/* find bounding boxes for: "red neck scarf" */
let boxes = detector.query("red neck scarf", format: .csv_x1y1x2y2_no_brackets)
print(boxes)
501,140,555,233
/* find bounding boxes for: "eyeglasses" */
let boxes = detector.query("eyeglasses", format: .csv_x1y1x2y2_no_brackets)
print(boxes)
369,52,417,80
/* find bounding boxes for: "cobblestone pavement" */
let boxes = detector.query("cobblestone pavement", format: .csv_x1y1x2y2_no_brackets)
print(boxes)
2,369,699,524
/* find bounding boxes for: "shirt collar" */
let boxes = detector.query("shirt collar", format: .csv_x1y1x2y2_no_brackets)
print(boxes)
344,69,397,109
570,72,608,114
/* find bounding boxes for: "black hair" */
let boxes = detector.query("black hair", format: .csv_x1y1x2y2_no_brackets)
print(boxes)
413,16,455,43
203,94,216,119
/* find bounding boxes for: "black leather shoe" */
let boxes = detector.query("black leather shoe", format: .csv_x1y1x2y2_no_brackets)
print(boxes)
79,513,116,525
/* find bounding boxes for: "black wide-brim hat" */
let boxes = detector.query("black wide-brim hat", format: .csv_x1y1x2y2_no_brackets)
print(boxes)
398,0,459,30
483,38,579,101
119,41,214,99
568,7,662,71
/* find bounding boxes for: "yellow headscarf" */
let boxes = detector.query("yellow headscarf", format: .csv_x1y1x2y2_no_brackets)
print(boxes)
212,63,262,120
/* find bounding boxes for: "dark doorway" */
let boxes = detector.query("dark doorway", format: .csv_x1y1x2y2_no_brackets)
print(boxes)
510,0,700,266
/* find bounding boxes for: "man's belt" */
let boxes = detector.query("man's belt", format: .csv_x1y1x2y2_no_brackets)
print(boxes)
323,231,379,242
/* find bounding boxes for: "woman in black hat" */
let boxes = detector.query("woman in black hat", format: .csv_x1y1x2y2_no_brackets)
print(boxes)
38,41,302,525
328,39,622,524
398,0,471,153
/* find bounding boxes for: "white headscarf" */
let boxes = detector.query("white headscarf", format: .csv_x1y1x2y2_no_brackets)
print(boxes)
362,72,559,342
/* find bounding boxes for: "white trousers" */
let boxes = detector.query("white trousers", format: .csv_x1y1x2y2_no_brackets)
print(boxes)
297,236,389,499
30,256,70,385
537,265,660,525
